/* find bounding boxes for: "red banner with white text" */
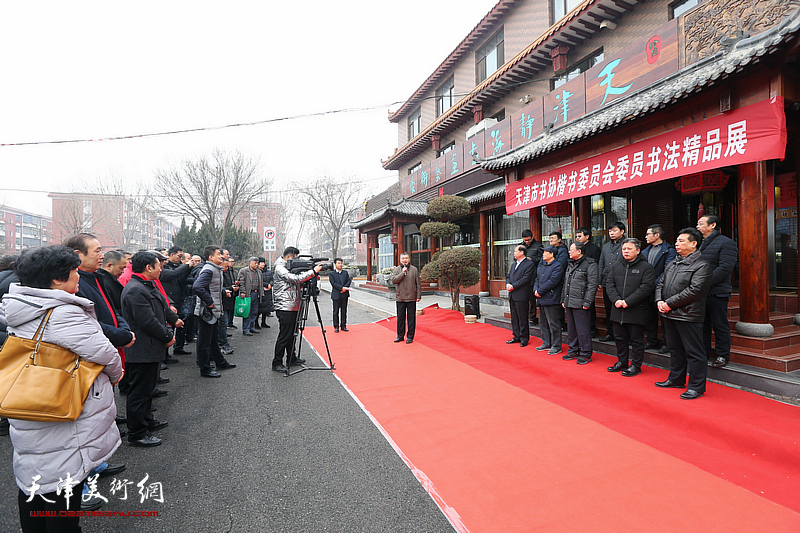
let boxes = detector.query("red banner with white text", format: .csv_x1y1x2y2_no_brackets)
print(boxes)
505,97,787,214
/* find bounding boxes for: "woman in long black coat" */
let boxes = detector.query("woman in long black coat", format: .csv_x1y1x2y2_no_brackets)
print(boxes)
255,258,274,329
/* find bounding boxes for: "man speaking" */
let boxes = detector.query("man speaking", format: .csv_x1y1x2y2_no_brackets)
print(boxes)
271,247,324,373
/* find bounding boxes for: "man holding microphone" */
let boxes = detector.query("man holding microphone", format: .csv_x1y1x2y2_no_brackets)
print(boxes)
392,252,422,344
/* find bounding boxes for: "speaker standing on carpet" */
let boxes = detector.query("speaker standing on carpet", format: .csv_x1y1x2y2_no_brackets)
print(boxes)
392,252,421,344
506,245,535,347
329,258,351,333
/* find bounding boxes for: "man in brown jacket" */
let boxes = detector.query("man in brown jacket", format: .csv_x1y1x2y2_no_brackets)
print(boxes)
391,252,421,344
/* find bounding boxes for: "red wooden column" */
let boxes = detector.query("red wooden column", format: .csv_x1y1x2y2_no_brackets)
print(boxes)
577,196,591,230
480,210,489,293
366,235,373,281
529,207,542,241
396,222,405,262
736,161,772,334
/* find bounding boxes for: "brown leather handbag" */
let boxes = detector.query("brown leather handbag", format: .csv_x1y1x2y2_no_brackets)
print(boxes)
0,308,105,422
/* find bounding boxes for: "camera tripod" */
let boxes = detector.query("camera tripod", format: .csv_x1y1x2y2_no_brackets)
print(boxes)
285,279,336,376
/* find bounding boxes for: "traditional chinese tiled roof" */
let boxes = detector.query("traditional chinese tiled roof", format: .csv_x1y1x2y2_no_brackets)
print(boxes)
463,180,507,204
479,9,800,171
383,0,621,170
350,199,430,229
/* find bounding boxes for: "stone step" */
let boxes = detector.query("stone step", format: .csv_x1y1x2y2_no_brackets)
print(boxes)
730,345,800,372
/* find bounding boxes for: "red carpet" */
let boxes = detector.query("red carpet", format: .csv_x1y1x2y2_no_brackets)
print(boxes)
305,306,800,532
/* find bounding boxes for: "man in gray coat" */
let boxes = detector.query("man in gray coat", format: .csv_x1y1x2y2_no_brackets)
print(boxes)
193,246,236,378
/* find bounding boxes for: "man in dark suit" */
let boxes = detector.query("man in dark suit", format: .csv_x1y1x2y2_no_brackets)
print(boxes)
506,244,535,347
329,258,351,333
520,229,543,325
642,224,677,350
575,227,600,336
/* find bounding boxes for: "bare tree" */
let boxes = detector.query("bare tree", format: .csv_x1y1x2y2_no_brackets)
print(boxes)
154,149,271,246
89,174,156,251
294,176,364,259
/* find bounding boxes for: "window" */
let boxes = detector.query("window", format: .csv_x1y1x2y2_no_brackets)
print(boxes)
436,76,455,117
490,109,505,122
408,162,422,175
437,141,456,158
408,108,421,140
670,0,700,19
476,29,504,83
489,210,529,279
552,0,583,23
553,49,604,89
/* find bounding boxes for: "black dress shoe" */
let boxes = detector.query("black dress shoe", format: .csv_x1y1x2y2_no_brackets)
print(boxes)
129,435,162,447
334,327,339,333
290,357,306,365
607,361,627,372
394,338,403,343
406,339,413,344
151,389,168,398
506,338,520,344
201,371,221,378
160,363,168,370
254,324,261,330
150,406,157,412
115,415,127,424
272,364,288,373
341,327,349,332
243,331,253,336
99,463,126,478
622,366,642,377
157,377,170,384
173,348,192,355
519,341,528,347
658,345,670,354
148,420,168,431
216,362,237,370
81,495,104,511
164,356,179,364
709,356,728,368
655,379,685,388
262,323,270,328
645,342,660,350
598,335,614,342
227,324,238,329
680,389,704,400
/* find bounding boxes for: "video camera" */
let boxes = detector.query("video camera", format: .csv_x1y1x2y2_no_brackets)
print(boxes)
287,255,333,274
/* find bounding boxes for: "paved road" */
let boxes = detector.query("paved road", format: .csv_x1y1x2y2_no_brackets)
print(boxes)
0,296,455,533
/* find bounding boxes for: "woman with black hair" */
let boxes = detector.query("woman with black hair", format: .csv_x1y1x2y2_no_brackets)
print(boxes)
1,245,124,532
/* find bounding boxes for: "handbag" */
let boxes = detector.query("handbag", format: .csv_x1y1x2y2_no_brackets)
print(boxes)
0,308,105,422
234,295,251,318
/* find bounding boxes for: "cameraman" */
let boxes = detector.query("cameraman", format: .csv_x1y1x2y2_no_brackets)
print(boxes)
271,247,324,373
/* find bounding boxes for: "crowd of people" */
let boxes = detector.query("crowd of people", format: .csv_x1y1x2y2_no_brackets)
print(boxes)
0,234,326,532
506,215,738,401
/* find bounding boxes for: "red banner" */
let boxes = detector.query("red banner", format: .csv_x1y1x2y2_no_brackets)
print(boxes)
505,97,787,214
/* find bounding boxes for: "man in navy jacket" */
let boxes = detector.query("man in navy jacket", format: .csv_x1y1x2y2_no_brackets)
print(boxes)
328,258,351,333
506,245,535,347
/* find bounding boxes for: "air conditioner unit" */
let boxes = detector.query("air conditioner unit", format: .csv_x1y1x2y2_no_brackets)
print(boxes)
466,118,498,140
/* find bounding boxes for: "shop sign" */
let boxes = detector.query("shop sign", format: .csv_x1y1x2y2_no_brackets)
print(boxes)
505,97,787,214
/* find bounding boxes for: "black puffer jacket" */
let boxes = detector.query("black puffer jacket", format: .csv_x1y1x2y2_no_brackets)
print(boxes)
604,254,656,325
655,250,713,323
699,230,738,297
561,256,599,309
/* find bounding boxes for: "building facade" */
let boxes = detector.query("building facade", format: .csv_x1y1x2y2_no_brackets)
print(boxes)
0,206,53,254
49,192,177,252
354,0,800,372
230,201,282,263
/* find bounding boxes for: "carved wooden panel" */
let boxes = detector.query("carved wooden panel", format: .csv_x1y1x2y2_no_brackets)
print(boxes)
683,0,800,64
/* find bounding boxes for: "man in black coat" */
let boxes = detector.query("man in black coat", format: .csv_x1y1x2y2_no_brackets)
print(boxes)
561,242,599,364
604,238,656,377
575,227,600,336
329,258,351,333
697,215,739,368
642,224,677,350
655,228,714,400
96,250,127,311
598,222,626,342
506,245,535,347
161,246,192,356
120,251,180,447
520,229,543,325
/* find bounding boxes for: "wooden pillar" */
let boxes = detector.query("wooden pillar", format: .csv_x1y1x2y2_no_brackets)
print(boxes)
366,235,373,281
480,210,489,293
530,207,542,241
795,140,800,306
397,222,405,262
737,161,770,325
577,196,591,230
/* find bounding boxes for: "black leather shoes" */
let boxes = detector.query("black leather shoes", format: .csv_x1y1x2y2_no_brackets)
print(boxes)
151,389,168,398
81,495,104,511
709,356,728,368
292,358,306,365
519,341,528,347
562,353,578,361
658,345,670,354
173,348,192,355
148,420,168,431
655,379,685,388
251,329,260,334
406,339,413,344
622,366,642,377
201,371,221,378
115,415,127,424
341,327,349,332
680,389,704,400
216,362,237,370
506,338,520,344
272,364,288,373
394,338,403,343
164,356,179,364
334,327,339,333
598,335,614,342
607,361,627,372
535,344,551,351
157,377,170,384
99,463,126,478
129,435,162,447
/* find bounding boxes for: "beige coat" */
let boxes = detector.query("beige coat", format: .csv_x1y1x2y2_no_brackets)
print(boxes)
392,265,421,302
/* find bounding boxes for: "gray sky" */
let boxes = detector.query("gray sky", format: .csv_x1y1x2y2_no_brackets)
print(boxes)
0,1,497,216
